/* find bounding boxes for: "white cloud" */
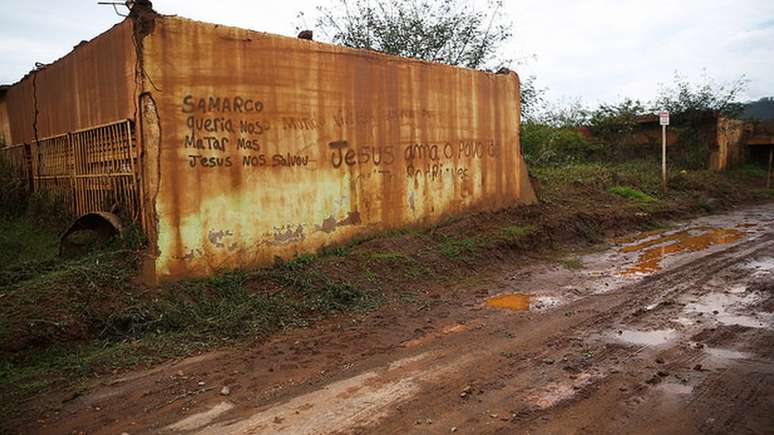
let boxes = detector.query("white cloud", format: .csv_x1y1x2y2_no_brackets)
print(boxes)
0,0,771,103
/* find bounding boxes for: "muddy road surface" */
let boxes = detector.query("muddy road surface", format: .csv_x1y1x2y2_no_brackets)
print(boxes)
29,204,774,434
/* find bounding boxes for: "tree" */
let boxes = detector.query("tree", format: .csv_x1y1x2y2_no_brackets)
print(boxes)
653,72,749,118
520,75,547,122
301,0,512,70
588,98,647,138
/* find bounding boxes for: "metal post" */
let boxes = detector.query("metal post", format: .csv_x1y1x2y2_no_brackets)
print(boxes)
661,124,667,192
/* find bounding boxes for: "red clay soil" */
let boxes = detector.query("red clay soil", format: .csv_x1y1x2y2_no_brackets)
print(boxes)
8,201,774,434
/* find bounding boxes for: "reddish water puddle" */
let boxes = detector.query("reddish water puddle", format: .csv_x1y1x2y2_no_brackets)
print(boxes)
613,228,668,245
620,227,745,275
486,294,530,311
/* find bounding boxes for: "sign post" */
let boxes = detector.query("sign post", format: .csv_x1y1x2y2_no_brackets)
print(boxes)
659,111,670,192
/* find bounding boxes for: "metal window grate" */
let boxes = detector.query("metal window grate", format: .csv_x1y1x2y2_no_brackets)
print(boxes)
32,133,74,210
6,119,140,220
70,120,139,217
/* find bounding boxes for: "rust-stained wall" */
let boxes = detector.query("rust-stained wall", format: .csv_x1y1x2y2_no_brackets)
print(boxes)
141,16,535,280
711,117,748,171
0,92,10,146
4,20,136,144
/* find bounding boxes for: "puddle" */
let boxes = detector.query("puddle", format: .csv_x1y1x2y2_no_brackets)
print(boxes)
613,228,669,245
486,294,531,311
620,227,745,275
742,257,774,276
609,328,677,346
657,383,693,395
531,296,562,310
705,347,754,360
673,317,695,326
684,292,773,329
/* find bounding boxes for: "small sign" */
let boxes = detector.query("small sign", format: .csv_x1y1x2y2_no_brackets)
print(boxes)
659,111,670,126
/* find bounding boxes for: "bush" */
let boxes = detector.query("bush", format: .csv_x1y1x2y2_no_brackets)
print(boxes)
521,122,602,166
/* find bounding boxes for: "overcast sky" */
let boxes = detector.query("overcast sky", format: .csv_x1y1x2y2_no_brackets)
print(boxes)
1,0,772,106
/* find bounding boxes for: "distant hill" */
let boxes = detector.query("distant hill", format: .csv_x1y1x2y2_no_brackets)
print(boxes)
741,97,774,120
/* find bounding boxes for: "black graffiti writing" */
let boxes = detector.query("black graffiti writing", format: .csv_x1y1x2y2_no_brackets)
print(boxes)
242,154,268,166
404,141,497,162
236,137,261,152
240,120,270,135
273,153,310,167
186,115,235,135
283,117,318,130
187,154,233,168
182,95,264,113
241,153,310,168
332,108,432,128
183,135,228,151
406,163,469,180
329,140,396,168
404,143,439,161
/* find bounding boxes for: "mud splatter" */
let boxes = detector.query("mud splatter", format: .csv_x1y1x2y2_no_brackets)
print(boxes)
316,211,362,234
208,229,234,248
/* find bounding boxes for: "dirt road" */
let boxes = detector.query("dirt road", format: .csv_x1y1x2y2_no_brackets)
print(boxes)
29,204,774,434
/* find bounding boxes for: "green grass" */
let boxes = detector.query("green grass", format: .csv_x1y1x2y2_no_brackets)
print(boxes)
731,164,768,178
608,185,657,202
438,237,481,259
559,257,584,270
0,219,378,422
0,218,60,283
502,224,537,239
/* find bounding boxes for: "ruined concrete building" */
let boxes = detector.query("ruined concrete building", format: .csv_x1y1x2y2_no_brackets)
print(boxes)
0,4,536,282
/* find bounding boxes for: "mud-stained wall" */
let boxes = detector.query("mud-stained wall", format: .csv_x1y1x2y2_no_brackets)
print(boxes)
141,16,535,280
4,20,136,144
0,92,10,146
711,117,748,171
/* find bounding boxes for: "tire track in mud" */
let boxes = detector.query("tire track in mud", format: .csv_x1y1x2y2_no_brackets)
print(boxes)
346,224,774,433
164,228,773,434
27,205,774,435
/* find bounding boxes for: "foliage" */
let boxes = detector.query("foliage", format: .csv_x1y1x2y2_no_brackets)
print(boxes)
740,97,774,121
533,160,663,194
588,98,647,139
0,158,28,220
654,72,749,118
304,0,512,70
608,185,657,202
521,121,601,166
533,99,589,128
520,75,547,122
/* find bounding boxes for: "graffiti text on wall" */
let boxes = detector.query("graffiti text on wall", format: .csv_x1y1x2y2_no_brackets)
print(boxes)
179,95,498,178
181,95,311,169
